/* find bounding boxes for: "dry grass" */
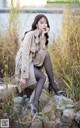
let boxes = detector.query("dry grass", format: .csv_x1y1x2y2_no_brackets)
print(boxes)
49,7,80,101
0,3,20,78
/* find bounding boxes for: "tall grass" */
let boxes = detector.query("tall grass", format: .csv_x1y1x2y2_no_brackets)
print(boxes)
0,1,20,78
49,7,80,101
0,0,20,120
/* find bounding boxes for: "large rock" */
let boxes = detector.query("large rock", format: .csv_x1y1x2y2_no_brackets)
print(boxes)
61,109,75,125
53,95,75,111
40,89,50,108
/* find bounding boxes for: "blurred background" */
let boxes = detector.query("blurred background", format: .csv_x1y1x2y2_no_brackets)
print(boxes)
0,0,80,41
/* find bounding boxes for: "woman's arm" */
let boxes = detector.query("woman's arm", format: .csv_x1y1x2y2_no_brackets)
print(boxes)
20,32,32,89
21,32,32,79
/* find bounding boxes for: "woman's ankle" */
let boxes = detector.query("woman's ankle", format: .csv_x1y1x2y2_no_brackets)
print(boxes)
48,82,59,94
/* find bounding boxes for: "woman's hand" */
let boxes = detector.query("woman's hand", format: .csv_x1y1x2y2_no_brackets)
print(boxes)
42,27,50,37
20,78,28,90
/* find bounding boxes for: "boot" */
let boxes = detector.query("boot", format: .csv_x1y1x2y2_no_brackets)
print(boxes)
28,103,39,117
48,82,64,96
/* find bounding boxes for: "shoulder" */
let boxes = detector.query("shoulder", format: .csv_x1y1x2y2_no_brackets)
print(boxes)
24,30,34,39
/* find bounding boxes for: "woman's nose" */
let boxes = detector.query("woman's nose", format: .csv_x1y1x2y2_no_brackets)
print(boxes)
44,24,47,27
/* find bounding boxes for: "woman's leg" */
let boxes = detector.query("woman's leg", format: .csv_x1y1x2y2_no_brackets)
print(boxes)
33,66,46,110
43,51,59,94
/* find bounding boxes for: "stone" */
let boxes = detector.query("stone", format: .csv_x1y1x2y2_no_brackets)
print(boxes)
61,109,75,125
75,101,80,111
13,104,22,113
42,105,52,114
40,89,50,108
75,111,80,123
53,95,75,111
23,94,27,100
54,118,63,128
30,119,43,128
48,121,55,128
13,97,23,104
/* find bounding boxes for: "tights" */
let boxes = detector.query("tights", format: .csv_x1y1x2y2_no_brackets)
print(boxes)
33,51,59,109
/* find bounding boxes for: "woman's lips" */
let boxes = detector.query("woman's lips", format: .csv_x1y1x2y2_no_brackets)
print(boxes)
43,28,46,31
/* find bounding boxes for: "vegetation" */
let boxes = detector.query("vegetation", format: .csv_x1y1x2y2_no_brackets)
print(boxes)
49,7,80,101
0,0,20,122
0,2,19,78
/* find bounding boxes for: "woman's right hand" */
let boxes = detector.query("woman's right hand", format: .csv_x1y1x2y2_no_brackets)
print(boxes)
20,78,28,90
42,27,50,37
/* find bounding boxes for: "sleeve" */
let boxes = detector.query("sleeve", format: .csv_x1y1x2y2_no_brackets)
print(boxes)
21,33,32,79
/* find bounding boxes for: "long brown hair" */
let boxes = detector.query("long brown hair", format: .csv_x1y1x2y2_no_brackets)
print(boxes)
23,14,50,46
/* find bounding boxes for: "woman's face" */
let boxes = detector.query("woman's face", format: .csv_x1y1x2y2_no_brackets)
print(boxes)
37,17,48,33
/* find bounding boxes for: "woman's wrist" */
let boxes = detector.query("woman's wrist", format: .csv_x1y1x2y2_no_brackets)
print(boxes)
41,32,45,38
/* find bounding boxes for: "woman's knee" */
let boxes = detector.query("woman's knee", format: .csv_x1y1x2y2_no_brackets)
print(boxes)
39,73,46,82
34,67,46,82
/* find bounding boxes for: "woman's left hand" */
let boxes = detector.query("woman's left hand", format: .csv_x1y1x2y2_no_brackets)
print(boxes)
20,78,28,90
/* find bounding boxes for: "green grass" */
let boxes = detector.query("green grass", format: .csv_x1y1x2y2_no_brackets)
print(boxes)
47,1,80,4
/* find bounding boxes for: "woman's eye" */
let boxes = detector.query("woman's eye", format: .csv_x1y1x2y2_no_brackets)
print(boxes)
40,22,43,24
40,22,47,25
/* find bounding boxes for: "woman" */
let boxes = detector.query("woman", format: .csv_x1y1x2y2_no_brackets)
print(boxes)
15,14,64,116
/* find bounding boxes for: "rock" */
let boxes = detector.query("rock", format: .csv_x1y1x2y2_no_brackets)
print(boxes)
61,109,75,125
43,116,49,123
54,118,63,128
13,97,23,113
42,105,52,114
14,120,25,128
30,119,43,128
23,95,27,100
29,88,49,105
0,84,6,93
75,111,80,123
0,78,4,83
53,95,75,111
42,120,55,128
75,101,80,111
40,89,50,108
47,121,55,128
43,106,57,121
13,97,23,104
0,102,4,109
42,97,56,120
13,104,22,113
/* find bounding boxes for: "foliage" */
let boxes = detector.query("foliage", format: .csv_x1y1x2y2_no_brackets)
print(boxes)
49,7,80,101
